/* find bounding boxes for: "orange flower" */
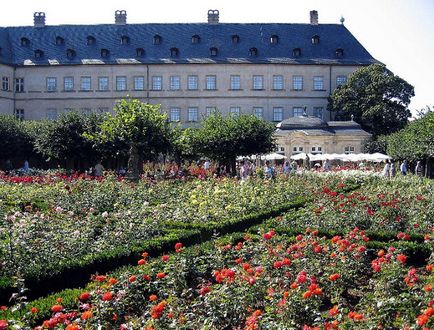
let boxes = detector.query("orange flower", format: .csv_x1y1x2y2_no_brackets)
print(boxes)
56,297,62,303
79,292,90,301
31,307,38,314
95,275,106,282
81,310,93,320
426,264,434,272
149,294,158,301
138,259,146,265
303,291,312,299
50,304,63,313
108,278,118,285
417,314,429,326
128,275,136,283
102,292,113,301
156,272,166,279
424,284,433,292
396,254,407,264
329,306,339,317
329,273,340,281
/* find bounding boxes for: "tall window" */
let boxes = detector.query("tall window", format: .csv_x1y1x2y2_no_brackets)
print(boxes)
116,76,127,91
80,77,91,91
206,107,217,117
46,108,58,120
170,76,181,90
313,107,323,119
187,75,198,90
311,146,323,154
170,108,180,122
292,146,304,154
344,146,355,154
230,75,241,90
230,107,240,117
253,75,264,90
293,107,304,117
152,76,162,90
188,107,198,122
134,76,144,90
292,76,303,90
15,78,24,93
253,107,263,119
272,75,284,90
14,109,24,120
46,77,57,92
313,76,324,90
205,75,217,90
64,77,74,91
98,77,109,91
2,77,9,91
336,75,347,86
273,107,283,121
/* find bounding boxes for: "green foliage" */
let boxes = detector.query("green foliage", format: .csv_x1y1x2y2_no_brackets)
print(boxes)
0,115,34,161
328,64,414,136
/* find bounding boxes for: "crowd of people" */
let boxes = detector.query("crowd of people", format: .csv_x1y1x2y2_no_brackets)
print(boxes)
382,159,424,178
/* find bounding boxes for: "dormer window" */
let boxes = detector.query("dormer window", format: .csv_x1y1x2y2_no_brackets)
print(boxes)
232,35,240,44
34,49,44,59
136,48,145,57
249,47,258,57
311,35,320,44
270,35,279,44
335,48,344,58
191,35,200,44
170,47,179,57
293,48,301,57
153,35,162,45
55,36,64,45
21,37,30,47
101,48,109,58
121,35,130,45
210,47,218,57
66,49,76,59
87,36,96,45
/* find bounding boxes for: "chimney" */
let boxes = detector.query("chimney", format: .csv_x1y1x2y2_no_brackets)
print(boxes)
115,10,127,25
34,12,46,28
310,10,318,25
207,9,219,24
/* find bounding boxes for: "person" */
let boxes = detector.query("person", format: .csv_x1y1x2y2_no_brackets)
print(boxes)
382,160,390,178
290,160,298,174
389,162,396,178
203,159,211,170
415,161,423,177
323,159,332,172
264,161,274,179
283,161,291,176
400,160,408,176
94,160,104,177
22,160,30,173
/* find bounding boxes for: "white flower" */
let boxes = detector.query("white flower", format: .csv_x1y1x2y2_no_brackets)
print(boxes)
102,211,109,218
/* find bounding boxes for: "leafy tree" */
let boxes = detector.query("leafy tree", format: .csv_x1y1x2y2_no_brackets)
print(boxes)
169,127,198,165
191,113,276,174
86,99,172,180
0,115,35,163
328,64,414,136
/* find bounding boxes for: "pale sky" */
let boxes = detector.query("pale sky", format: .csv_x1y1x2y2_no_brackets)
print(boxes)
2,0,433,116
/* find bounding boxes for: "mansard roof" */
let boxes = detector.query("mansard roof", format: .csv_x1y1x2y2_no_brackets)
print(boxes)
0,23,378,66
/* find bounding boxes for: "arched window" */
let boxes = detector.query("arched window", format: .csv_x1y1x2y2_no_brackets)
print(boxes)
311,35,320,44
270,35,279,44
121,35,130,45
34,49,44,59
136,48,145,57
249,47,258,57
87,36,96,45
170,47,179,57
21,37,30,46
335,48,344,58
292,48,301,57
101,48,109,58
210,47,218,57
153,35,162,45
66,49,76,59
232,35,240,44
191,35,200,44
55,36,64,45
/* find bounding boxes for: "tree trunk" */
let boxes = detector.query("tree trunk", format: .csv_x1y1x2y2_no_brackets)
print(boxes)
126,144,140,182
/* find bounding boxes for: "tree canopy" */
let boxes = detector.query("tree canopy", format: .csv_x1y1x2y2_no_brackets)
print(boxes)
328,64,414,136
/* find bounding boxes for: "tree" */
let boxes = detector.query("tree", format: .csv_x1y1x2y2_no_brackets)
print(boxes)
191,113,276,174
0,115,35,164
86,99,172,180
328,64,414,136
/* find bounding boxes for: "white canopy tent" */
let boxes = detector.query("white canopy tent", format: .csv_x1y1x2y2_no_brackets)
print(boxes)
261,152,287,160
290,153,307,160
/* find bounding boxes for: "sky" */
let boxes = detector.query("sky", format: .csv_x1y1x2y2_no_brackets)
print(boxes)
1,0,433,116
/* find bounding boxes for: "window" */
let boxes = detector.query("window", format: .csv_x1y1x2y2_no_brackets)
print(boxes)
206,107,217,117
312,35,320,44
232,35,240,43
2,77,9,91
192,35,200,44
87,36,96,45
170,48,179,57
101,49,109,58
15,78,24,93
187,75,198,90
273,75,284,90
253,75,263,90
152,76,162,90
170,108,181,122
293,48,301,57
136,48,145,57
14,109,24,120
292,146,304,154
80,77,91,91
188,107,198,122
66,49,76,59
335,48,344,58
34,50,44,59
153,35,162,45
121,35,130,45
270,35,279,44
230,107,240,117
311,146,323,154
273,107,283,122
253,107,263,119
46,108,58,120
116,76,127,91
210,47,218,57
98,77,109,91
55,36,64,45
278,146,285,152
293,107,304,117
313,76,324,90
336,75,347,86
134,76,144,90
230,75,241,90
64,108,74,113
170,76,181,90
344,146,355,154
292,76,303,90
313,107,323,119
20,37,30,47
46,77,57,92
64,77,74,91
205,75,217,90
249,47,258,57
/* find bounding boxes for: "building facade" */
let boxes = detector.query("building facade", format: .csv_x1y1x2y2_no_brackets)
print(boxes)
0,10,377,124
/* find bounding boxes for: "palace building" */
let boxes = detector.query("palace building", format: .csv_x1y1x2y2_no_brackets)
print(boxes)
0,9,378,128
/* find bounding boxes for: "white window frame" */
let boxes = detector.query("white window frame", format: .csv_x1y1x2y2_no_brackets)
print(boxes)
46,77,57,92
253,75,264,90
134,76,145,91
292,76,303,90
116,76,127,91
46,108,58,120
230,75,241,90
98,77,109,91
344,146,355,154
253,107,263,119
293,107,304,117
64,77,74,91
187,107,198,122
170,76,181,90
205,75,217,90
170,107,181,122
336,75,347,86
187,75,198,90
80,77,91,91
230,107,240,117
152,76,162,91
273,107,283,122
311,146,323,154
313,76,324,91
15,78,24,93
206,107,217,117
272,75,284,90
14,108,24,120
292,146,304,154
2,77,9,91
